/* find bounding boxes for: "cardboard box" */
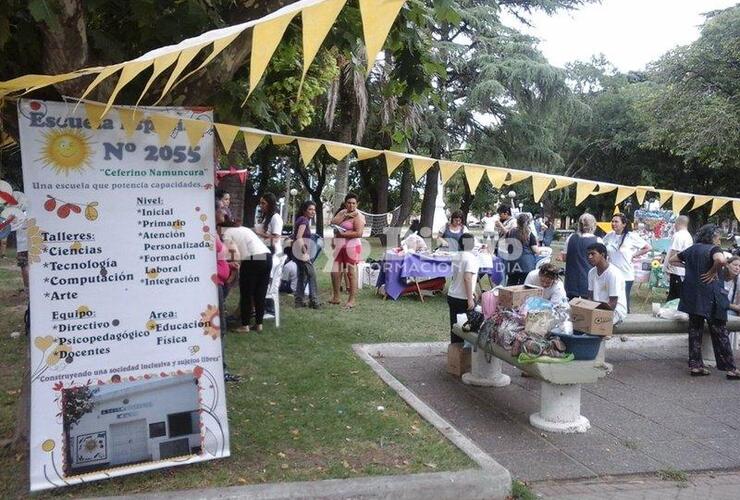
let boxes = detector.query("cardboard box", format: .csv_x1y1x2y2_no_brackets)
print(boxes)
569,298,614,336
497,284,543,310
447,343,471,376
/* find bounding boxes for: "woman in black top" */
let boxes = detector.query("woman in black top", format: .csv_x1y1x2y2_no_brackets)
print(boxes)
504,213,539,286
669,224,740,378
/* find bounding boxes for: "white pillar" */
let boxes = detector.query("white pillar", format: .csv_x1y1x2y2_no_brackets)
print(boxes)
462,347,511,387
529,382,590,433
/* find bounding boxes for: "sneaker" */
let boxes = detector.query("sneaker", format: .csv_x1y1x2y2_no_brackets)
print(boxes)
224,373,241,383
234,325,251,333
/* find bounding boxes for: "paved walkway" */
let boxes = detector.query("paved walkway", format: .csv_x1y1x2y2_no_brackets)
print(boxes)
378,341,740,484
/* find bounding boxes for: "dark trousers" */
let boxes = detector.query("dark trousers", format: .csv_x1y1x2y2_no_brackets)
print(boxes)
239,255,272,326
688,314,736,370
447,296,469,343
508,272,527,286
667,274,683,301
295,260,319,305
218,286,228,371
625,280,633,313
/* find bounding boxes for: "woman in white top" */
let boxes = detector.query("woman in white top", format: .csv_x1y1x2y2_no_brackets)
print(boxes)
603,213,651,313
724,256,740,317
254,192,284,254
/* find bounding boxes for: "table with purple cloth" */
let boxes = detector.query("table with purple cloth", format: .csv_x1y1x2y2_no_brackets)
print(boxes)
376,250,505,300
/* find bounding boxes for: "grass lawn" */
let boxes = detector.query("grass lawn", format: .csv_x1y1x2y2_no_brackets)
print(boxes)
0,238,664,497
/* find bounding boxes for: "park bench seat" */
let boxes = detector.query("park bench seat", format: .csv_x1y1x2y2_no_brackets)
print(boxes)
614,314,740,335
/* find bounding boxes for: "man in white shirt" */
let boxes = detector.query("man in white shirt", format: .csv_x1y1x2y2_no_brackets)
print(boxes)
280,259,298,293
524,264,568,306
447,233,479,343
587,242,627,324
481,211,497,241
665,215,693,300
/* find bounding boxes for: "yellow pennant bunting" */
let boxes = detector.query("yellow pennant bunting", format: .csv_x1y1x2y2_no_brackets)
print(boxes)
709,197,730,216
183,118,210,148
671,193,692,215
593,183,617,195
355,147,382,160
438,161,461,184
486,168,508,188
656,189,673,207
271,134,295,145
297,140,323,165
505,170,531,185
149,113,180,145
118,108,144,138
102,60,153,117
301,0,347,91
136,52,180,106
84,102,107,130
734,201,740,222
156,44,209,105
635,186,654,205
214,123,241,154
575,181,598,206
691,195,712,211
614,186,635,205
384,152,406,175
531,175,553,202
248,13,297,97
325,144,354,161
359,0,407,74
412,158,436,181
463,164,485,193
176,33,242,90
77,64,124,107
244,132,266,158
549,177,574,191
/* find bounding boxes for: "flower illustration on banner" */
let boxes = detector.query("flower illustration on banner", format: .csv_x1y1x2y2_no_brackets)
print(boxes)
38,129,94,175
46,344,71,366
200,305,220,339
25,218,45,263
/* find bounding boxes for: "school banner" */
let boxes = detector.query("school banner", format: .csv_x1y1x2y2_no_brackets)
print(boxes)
19,100,230,491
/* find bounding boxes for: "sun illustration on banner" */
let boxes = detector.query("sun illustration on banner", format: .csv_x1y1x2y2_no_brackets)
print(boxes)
38,129,93,175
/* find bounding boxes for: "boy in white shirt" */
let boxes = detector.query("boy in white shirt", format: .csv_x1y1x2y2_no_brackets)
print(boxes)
665,215,693,300
447,233,479,343
586,242,627,324
524,263,568,306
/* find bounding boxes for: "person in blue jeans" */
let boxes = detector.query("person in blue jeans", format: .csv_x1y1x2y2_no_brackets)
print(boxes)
292,201,321,308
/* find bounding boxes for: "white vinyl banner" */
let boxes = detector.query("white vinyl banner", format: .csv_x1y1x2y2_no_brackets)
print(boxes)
19,100,230,491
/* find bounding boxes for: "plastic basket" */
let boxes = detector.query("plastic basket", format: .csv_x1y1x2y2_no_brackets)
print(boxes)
552,331,602,360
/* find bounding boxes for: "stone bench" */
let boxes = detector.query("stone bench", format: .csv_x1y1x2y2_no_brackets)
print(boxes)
452,324,608,434
614,314,740,367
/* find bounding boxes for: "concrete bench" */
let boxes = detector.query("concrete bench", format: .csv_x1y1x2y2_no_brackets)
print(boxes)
614,314,740,367
452,324,608,434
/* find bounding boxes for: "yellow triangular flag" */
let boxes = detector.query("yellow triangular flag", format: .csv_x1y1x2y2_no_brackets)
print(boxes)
243,132,266,158
102,60,153,117
593,184,617,195
183,118,210,147
464,164,485,194
118,108,144,138
149,113,180,145
325,143,353,161
156,44,209,105
531,175,553,202
84,102,107,130
271,134,294,145
301,0,347,90
656,189,673,207
691,195,712,211
297,140,323,165
136,52,180,106
412,158,436,181
438,161,461,184
486,168,508,188
248,13,297,97
384,151,406,175
575,181,598,206
355,147,381,160
671,193,692,215
635,185,653,205
77,64,124,107
709,197,730,216
215,123,241,154
176,33,242,89
614,186,635,205
734,201,740,222
549,177,574,191
359,0,406,74
505,170,531,185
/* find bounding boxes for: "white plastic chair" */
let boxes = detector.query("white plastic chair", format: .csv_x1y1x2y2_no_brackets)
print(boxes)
263,254,286,327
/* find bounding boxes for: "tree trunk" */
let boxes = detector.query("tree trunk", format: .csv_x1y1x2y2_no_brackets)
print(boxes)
39,0,90,97
420,165,440,233
332,128,353,209
397,163,413,226
460,181,473,223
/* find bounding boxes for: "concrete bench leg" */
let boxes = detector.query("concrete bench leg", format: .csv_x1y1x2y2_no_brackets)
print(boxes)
702,330,717,368
594,341,613,374
529,382,590,433
462,347,511,387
